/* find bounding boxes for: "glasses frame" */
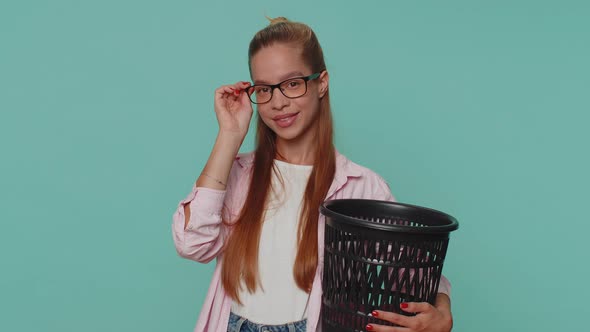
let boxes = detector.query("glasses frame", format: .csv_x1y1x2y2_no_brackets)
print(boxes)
246,72,322,104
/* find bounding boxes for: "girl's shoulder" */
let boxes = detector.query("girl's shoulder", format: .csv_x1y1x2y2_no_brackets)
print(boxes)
334,151,396,202
335,151,387,183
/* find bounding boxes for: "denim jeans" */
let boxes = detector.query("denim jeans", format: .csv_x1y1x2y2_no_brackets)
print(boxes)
227,312,307,332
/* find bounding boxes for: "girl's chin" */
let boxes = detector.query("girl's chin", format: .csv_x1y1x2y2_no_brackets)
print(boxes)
274,130,301,142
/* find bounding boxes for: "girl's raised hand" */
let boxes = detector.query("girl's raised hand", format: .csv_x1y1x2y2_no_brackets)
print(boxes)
213,81,253,140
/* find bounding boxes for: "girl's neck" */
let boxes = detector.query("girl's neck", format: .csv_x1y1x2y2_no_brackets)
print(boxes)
275,137,315,165
274,119,319,165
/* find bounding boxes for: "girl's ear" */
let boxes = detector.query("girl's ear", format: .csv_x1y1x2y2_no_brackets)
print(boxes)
318,70,329,98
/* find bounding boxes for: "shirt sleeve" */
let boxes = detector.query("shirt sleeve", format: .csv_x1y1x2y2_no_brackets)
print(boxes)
171,159,242,263
437,274,451,297
171,185,228,263
371,172,396,202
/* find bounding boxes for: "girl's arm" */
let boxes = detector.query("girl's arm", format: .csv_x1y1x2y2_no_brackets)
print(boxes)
172,81,252,263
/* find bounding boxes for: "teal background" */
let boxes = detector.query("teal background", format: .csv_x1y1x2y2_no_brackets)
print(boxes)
1,0,589,331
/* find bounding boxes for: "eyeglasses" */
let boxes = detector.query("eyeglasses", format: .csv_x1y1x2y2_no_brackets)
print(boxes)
246,72,322,104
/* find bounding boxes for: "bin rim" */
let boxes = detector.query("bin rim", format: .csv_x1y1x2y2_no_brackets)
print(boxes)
320,199,459,234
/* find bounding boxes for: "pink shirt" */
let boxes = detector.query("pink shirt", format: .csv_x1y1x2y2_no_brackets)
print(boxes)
172,151,451,332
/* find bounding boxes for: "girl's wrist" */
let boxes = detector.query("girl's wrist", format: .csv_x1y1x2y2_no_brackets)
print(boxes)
217,130,246,146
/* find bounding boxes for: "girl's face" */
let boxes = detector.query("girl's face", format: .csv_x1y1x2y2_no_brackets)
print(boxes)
249,43,329,144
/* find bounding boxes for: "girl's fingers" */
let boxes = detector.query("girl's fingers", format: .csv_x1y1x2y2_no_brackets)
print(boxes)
371,310,413,328
399,302,433,314
235,81,251,89
216,85,237,95
232,81,251,94
216,82,250,95
366,323,409,332
215,86,238,102
215,82,251,105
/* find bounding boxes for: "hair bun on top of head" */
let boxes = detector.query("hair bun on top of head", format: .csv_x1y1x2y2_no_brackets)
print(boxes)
265,15,290,25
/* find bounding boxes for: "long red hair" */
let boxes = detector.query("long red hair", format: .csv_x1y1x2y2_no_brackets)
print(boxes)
221,17,336,304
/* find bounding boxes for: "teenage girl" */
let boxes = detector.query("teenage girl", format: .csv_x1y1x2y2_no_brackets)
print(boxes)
172,16,453,332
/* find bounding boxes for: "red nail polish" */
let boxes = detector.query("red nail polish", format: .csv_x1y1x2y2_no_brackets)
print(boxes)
401,302,409,309
366,324,374,331
371,310,378,317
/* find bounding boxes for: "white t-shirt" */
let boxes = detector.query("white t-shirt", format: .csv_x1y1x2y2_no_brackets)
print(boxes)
230,159,313,324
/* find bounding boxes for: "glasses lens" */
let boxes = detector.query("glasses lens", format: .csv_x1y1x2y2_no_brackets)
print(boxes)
280,78,306,98
249,85,272,104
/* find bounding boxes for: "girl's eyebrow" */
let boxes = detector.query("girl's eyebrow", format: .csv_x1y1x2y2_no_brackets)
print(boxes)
254,71,305,84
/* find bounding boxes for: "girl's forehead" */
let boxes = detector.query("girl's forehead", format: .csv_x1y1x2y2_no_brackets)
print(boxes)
253,70,306,85
250,44,309,83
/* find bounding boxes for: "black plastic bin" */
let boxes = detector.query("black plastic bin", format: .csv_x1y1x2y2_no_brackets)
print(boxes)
320,199,459,332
